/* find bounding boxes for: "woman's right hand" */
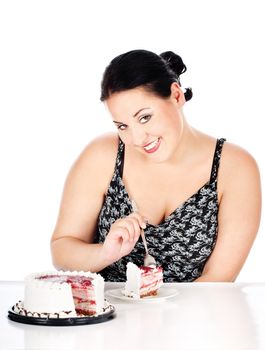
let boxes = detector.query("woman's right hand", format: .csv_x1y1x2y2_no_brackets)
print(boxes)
100,212,147,264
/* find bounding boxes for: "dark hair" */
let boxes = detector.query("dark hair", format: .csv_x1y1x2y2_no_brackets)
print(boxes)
100,49,192,102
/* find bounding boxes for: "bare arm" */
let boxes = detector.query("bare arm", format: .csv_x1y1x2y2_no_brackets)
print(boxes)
51,134,145,272
195,143,262,282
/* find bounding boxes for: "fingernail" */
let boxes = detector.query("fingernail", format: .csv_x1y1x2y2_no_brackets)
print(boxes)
141,223,146,229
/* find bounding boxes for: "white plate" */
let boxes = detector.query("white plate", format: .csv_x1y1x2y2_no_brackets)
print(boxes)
105,286,179,302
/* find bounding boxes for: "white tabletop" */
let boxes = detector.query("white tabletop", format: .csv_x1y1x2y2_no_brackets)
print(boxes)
1,281,265,350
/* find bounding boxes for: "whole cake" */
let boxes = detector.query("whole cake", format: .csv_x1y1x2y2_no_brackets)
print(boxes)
18,270,105,318
124,262,163,298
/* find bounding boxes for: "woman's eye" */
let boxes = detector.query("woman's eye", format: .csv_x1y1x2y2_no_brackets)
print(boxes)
117,124,127,131
139,114,152,124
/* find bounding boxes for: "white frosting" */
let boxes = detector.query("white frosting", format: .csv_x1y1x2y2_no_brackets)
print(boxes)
14,300,77,318
91,272,105,314
23,270,104,315
124,262,141,297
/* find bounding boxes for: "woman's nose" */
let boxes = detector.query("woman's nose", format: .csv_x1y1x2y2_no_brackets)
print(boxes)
130,126,147,146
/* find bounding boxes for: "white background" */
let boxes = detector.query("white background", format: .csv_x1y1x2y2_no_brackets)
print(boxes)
0,0,264,281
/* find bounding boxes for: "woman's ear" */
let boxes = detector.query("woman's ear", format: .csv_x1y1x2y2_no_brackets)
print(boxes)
170,82,185,107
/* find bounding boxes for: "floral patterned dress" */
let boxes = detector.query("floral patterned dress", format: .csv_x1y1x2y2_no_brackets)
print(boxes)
94,138,226,282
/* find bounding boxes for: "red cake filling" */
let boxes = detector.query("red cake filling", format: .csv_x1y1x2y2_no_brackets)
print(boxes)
139,266,163,297
37,274,97,315
139,266,163,274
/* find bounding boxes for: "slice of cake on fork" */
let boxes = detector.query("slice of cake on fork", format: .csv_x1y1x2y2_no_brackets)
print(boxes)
123,262,163,299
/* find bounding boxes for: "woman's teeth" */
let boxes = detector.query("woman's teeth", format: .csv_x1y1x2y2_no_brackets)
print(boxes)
144,138,160,151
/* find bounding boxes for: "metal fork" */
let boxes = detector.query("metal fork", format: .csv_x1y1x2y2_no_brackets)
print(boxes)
131,200,157,266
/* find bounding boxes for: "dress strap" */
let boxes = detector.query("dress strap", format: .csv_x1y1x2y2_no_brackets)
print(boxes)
115,137,125,178
209,138,226,183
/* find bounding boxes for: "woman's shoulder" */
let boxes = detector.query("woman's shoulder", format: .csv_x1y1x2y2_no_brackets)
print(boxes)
68,132,120,189
219,140,260,190
221,141,259,170
82,132,120,157
195,132,258,172
76,132,119,168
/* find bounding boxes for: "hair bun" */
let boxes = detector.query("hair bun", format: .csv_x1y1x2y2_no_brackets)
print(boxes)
160,51,187,77
183,87,193,102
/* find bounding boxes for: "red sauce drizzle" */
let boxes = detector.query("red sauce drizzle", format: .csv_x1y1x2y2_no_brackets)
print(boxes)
37,274,92,288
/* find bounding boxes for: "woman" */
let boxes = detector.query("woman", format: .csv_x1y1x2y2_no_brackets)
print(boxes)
51,49,261,282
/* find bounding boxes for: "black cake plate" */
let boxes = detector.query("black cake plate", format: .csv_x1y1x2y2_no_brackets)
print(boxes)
8,300,115,326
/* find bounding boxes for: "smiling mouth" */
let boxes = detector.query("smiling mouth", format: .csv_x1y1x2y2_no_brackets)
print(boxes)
143,138,161,153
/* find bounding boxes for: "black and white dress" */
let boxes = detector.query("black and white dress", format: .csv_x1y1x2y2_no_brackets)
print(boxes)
94,138,226,282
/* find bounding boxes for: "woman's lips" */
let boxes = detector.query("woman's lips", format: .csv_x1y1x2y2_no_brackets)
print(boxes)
143,138,161,153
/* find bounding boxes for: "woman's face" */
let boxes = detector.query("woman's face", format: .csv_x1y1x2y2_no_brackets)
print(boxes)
105,83,186,163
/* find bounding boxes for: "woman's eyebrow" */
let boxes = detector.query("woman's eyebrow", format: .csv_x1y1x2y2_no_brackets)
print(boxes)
113,121,125,125
133,107,151,118
113,107,151,124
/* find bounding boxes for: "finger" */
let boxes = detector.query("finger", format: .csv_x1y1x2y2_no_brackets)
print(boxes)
128,212,147,229
116,219,136,242
112,226,131,243
125,217,142,242
111,219,133,242
119,239,136,257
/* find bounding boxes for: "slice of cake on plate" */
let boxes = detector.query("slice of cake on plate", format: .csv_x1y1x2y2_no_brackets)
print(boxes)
20,270,104,317
123,262,163,299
